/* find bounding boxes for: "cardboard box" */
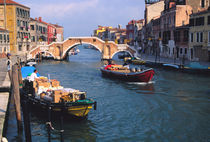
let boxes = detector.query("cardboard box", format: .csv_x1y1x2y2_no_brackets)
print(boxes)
37,81,51,88
51,79,60,87
53,94,62,103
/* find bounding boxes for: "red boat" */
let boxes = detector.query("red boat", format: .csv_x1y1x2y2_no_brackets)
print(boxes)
100,64,155,82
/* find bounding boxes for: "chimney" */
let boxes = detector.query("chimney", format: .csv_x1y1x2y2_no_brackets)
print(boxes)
38,17,42,22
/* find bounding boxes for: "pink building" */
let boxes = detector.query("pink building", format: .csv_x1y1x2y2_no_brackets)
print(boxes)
47,24,56,44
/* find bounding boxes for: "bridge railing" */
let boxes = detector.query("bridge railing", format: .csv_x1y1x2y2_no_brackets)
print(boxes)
117,44,128,50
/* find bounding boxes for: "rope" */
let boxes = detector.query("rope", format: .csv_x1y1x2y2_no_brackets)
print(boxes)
46,122,64,133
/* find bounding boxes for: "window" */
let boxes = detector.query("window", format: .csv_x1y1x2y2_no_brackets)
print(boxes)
4,47,6,52
30,25,34,30
7,35,9,42
18,44,22,51
184,30,188,41
180,48,183,54
169,16,171,24
31,36,35,42
208,16,210,25
0,34,2,41
190,33,194,42
201,0,205,8
200,32,203,42
196,32,203,42
195,17,204,26
4,35,6,42
189,18,194,26
174,31,180,42
196,32,199,42
17,20,19,26
208,31,210,43
26,45,30,51
185,48,187,54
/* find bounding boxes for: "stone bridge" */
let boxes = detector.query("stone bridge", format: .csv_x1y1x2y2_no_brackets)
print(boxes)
28,37,136,60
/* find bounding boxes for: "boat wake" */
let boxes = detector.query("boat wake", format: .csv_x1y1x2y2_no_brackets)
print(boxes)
127,81,155,85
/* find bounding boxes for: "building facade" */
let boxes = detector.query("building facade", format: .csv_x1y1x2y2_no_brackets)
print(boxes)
29,17,48,48
0,0,30,55
189,9,210,62
159,3,192,58
134,19,145,49
94,25,113,39
126,20,138,46
142,0,164,54
47,23,56,44
53,24,64,42
0,28,9,53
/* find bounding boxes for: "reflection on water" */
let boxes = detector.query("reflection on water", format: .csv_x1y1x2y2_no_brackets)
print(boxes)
6,45,210,141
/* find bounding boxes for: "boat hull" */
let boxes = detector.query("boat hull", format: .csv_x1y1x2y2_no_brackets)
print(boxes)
100,68,154,82
20,90,96,118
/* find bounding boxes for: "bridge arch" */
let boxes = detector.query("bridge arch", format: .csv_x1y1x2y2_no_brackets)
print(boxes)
34,51,56,59
111,50,133,59
62,42,102,59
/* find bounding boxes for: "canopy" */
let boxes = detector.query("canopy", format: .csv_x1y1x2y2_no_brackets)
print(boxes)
21,66,40,79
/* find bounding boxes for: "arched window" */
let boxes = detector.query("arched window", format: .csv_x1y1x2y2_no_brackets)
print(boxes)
201,0,205,8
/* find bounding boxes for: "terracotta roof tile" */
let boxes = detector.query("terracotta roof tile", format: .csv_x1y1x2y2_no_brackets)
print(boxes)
0,28,9,31
0,0,30,9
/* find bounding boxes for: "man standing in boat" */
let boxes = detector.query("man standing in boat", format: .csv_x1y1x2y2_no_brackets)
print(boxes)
29,69,38,82
25,69,39,95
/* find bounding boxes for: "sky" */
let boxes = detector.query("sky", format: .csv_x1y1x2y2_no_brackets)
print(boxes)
16,0,145,38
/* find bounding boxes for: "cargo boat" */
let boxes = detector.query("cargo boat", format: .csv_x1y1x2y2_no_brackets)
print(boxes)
21,66,96,118
100,64,154,82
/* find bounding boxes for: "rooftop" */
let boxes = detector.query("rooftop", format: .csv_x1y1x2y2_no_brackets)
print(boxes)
190,8,210,17
0,0,30,9
0,28,9,32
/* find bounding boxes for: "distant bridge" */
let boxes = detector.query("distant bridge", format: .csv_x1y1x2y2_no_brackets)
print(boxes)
28,37,136,60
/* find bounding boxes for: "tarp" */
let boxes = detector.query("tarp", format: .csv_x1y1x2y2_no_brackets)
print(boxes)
21,66,40,79
185,62,208,69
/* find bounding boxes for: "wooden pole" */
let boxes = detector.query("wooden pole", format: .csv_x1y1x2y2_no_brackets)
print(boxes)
11,65,22,131
17,57,23,88
47,106,52,142
22,99,32,142
60,107,64,142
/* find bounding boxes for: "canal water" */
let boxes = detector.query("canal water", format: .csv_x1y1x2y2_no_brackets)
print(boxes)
6,45,210,142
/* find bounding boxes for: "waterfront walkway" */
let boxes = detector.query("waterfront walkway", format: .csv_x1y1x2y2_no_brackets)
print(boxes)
0,55,25,141
0,57,10,141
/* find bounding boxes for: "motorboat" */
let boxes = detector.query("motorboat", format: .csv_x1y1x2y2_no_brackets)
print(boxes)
100,64,154,82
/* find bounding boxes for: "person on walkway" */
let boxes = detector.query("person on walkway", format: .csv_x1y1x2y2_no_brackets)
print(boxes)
29,69,38,82
6,53,12,80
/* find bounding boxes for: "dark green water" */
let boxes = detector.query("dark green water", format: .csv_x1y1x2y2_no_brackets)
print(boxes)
6,46,210,142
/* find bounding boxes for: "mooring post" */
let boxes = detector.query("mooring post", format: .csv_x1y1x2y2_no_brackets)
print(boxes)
11,65,22,131
22,99,32,142
17,58,23,88
60,107,64,142
47,106,52,142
